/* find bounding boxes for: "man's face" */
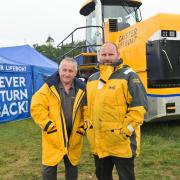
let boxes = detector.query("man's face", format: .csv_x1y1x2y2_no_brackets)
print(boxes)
59,61,77,85
99,43,120,65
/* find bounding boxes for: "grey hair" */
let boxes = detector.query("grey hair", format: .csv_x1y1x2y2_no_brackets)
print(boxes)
59,57,78,71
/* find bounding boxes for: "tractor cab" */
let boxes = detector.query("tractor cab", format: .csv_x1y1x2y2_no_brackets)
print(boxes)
57,0,142,79
81,0,142,47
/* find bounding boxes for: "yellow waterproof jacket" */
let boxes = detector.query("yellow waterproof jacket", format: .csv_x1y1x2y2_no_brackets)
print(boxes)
31,72,87,166
86,63,148,158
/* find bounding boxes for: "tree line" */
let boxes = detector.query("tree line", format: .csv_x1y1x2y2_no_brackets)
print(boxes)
33,35,85,64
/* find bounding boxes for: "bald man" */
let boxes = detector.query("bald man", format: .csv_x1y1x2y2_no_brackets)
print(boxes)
86,42,148,180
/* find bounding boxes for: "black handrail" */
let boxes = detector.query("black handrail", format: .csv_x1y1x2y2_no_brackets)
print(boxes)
57,25,104,47
57,44,101,61
57,26,104,61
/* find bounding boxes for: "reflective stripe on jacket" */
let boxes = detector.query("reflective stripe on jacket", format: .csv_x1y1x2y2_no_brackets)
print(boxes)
31,72,86,166
86,64,148,158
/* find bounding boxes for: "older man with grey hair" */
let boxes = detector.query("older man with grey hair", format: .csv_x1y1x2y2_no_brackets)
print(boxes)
31,57,87,180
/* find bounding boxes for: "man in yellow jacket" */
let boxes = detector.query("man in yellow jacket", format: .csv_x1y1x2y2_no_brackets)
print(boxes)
86,42,148,180
31,58,87,180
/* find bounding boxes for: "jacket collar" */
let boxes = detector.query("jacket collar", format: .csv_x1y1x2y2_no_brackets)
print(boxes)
97,59,128,84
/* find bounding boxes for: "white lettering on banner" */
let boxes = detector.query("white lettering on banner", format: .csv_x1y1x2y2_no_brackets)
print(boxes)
0,76,26,88
19,77,25,87
0,104,10,117
0,91,6,101
0,101,28,117
18,101,28,114
5,65,27,72
0,65,4,71
0,77,5,87
9,103,17,115
0,89,28,102
0,75,30,118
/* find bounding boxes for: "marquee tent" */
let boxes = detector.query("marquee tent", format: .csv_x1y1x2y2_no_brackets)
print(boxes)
0,45,58,123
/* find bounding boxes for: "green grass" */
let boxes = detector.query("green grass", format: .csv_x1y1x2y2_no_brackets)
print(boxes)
0,119,180,180
137,121,180,180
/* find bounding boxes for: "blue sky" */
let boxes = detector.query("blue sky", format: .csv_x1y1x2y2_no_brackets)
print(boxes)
0,0,180,47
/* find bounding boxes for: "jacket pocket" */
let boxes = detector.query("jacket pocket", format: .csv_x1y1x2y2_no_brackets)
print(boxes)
102,130,127,148
46,130,60,148
100,123,127,147
69,132,83,150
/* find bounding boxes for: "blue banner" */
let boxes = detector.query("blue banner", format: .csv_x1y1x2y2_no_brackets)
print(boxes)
0,64,33,123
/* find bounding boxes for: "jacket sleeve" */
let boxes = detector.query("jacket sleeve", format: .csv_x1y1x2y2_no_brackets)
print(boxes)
30,83,56,132
122,71,148,136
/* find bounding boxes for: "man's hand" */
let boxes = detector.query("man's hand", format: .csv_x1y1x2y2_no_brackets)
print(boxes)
121,124,135,137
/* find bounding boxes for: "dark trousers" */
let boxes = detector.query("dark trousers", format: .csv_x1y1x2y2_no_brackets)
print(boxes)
42,156,78,180
94,155,135,180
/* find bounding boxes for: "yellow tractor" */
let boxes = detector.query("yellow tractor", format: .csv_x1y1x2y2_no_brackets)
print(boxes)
58,0,180,122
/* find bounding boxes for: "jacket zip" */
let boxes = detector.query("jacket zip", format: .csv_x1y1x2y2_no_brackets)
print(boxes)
50,87,67,148
68,91,85,148
60,108,67,147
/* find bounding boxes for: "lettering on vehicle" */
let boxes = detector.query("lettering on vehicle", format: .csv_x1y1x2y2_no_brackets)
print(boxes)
118,28,138,48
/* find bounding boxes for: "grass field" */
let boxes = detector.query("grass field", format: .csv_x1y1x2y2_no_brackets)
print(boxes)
0,119,180,180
